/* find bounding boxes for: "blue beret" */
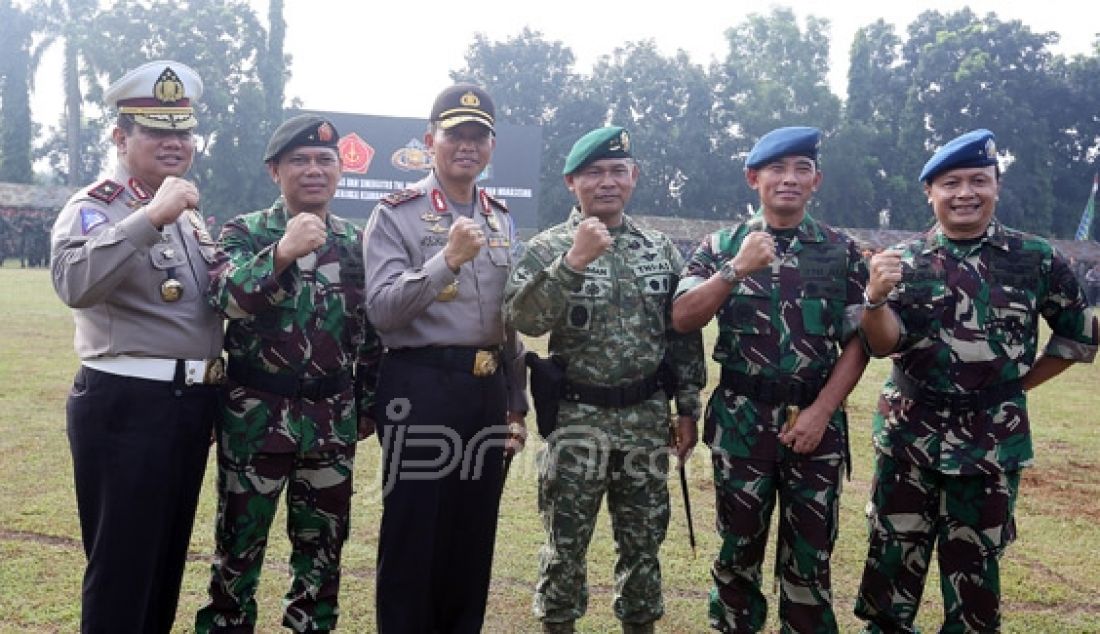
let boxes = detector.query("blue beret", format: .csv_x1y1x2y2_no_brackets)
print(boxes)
919,129,998,183
745,126,821,169
563,126,632,175
264,114,339,163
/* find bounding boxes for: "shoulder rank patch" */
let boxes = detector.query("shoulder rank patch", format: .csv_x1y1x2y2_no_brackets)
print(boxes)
480,189,509,214
87,180,123,204
80,207,110,235
382,188,424,207
128,178,152,201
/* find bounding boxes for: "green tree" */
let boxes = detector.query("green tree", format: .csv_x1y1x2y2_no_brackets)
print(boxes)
712,8,842,219
892,9,1063,233
259,0,287,136
28,0,101,185
87,0,284,220
0,0,37,183
453,28,601,227
589,41,716,218
1050,42,1100,240
827,20,908,228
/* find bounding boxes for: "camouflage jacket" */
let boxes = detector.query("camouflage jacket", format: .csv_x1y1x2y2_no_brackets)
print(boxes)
869,220,1098,475
677,212,868,462
504,209,705,428
208,198,381,453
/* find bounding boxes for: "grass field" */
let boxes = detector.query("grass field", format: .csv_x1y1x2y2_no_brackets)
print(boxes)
1,264,1098,633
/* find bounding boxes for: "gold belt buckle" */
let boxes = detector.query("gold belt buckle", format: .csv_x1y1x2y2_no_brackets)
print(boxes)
472,350,498,377
203,358,227,385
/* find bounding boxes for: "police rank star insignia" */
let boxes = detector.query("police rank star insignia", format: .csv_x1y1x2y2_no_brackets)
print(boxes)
88,179,123,203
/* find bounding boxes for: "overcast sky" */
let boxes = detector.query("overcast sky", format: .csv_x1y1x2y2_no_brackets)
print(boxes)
26,1,1100,127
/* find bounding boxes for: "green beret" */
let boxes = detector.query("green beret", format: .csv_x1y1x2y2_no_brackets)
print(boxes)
264,114,340,163
563,126,632,175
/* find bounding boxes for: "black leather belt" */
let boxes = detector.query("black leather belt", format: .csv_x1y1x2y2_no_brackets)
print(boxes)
387,345,501,377
228,360,351,401
892,369,1023,412
562,374,661,409
720,368,824,408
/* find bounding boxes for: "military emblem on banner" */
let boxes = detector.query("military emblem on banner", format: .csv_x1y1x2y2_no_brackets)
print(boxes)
338,132,375,174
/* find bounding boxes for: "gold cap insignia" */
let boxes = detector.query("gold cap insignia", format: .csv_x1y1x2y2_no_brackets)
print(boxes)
984,138,996,158
153,67,186,104
460,91,481,107
318,122,335,142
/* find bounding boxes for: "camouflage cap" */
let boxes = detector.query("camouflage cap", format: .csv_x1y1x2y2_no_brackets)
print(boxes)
745,126,821,169
105,60,202,130
919,129,998,183
264,114,340,163
562,126,632,175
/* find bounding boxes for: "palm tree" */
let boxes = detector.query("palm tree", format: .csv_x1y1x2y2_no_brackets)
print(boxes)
29,0,100,186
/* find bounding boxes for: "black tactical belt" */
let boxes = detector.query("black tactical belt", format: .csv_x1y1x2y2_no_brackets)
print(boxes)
228,360,351,401
720,369,825,408
892,369,1023,412
387,345,501,377
562,374,661,409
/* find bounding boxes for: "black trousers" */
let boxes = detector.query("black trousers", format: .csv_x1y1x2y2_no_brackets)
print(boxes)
67,366,217,634
373,354,508,634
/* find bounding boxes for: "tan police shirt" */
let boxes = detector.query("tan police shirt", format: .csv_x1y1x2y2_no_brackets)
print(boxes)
50,165,223,361
362,171,526,411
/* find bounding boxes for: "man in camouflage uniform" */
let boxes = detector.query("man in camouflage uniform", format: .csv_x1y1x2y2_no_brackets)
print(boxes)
672,127,869,633
196,114,380,633
504,126,705,634
855,129,1099,633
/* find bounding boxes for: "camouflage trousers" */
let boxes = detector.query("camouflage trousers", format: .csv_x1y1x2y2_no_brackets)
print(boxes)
708,452,843,634
195,444,356,633
855,453,1020,634
534,427,670,625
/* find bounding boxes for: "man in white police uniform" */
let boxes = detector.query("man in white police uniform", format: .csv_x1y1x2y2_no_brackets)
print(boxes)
50,59,224,633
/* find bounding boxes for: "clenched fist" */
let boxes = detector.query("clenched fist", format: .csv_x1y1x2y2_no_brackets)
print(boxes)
443,216,486,270
867,249,903,304
144,176,199,229
730,230,776,278
565,216,612,271
278,212,328,260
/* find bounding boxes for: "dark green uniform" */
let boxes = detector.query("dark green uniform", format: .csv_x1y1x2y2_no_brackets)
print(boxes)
677,213,867,633
196,198,379,633
505,209,704,626
855,220,1098,633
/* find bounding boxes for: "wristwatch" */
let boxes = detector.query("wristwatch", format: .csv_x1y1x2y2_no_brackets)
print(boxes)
719,260,742,285
863,289,889,310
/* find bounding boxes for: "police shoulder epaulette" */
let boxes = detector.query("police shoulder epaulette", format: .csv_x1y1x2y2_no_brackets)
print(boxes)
382,188,424,207
480,189,509,213
87,179,124,204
